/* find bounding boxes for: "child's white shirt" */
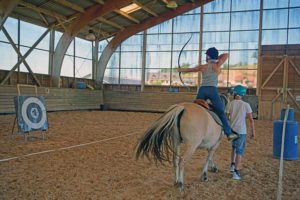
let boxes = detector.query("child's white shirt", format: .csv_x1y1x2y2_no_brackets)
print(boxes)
226,99,252,135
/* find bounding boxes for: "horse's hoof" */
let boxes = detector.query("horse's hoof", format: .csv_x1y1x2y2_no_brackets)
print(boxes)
174,182,185,192
201,173,209,182
202,176,209,182
211,166,218,173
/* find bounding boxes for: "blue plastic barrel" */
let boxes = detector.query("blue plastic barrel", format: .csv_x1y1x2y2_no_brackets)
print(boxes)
273,120,298,160
76,82,86,89
280,108,294,121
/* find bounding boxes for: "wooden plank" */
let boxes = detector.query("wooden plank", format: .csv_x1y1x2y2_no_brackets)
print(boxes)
0,85,103,113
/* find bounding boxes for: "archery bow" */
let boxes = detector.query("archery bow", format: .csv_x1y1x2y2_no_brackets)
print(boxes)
177,34,193,86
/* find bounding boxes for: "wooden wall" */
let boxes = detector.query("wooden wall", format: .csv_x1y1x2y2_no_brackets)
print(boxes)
258,44,300,120
0,85,103,114
0,70,95,88
103,90,196,112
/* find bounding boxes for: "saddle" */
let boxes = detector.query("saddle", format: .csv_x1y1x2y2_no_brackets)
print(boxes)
193,99,223,127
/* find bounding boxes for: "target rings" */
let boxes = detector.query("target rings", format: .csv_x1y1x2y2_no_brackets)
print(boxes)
21,97,47,130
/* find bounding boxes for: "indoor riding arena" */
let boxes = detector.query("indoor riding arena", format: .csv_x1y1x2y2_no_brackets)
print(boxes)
0,0,299,200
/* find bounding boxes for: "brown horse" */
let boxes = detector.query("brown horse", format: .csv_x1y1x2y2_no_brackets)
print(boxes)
135,102,223,192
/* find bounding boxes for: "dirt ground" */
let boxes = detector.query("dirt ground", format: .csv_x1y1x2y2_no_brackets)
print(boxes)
0,110,299,200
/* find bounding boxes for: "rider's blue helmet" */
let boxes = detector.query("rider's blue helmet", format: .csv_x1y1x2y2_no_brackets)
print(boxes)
233,85,247,96
205,47,219,60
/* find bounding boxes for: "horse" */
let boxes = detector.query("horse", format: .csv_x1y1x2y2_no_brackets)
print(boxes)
135,102,226,192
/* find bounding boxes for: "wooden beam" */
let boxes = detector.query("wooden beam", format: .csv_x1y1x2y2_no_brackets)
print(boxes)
96,0,213,86
52,0,133,87
133,0,158,17
19,1,67,21
97,17,124,30
0,27,50,86
261,59,284,89
53,0,85,13
0,0,21,29
114,10,140,24
68,0,132,35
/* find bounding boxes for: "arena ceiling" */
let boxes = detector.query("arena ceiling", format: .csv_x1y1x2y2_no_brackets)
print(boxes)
8,0,212,41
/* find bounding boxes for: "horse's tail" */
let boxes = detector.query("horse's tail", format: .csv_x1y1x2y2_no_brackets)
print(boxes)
135,104,184,164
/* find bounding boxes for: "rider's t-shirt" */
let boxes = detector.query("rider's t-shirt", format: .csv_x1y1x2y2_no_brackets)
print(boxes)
202,62,218,87
226,99,252,135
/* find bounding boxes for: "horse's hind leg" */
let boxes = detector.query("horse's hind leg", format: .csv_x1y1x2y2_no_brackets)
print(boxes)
200,144,220,182
173,142,180,186
176,145,197,192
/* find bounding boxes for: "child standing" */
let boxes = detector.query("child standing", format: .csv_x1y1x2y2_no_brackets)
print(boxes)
226,85,255,180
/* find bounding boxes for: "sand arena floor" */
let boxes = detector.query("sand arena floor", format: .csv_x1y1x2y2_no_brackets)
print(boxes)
0,111,299,200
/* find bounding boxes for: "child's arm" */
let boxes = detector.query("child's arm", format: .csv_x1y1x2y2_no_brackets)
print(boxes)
247,112,255,139
177,63,208,73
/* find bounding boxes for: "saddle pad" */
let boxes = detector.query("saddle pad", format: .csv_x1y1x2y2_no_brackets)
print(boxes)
193,101,223,127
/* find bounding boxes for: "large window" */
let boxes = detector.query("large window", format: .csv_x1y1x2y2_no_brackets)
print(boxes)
1,0,300,89
0,18,93,80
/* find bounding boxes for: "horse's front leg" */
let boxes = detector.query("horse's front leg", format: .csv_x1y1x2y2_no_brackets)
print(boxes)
209,157,219,173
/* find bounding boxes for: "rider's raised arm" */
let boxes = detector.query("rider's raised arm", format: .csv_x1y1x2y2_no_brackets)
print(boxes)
217,53,229,66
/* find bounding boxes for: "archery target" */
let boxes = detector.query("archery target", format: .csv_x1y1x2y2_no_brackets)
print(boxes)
14,96,48,133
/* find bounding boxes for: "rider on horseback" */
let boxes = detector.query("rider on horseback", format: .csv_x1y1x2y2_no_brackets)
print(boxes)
177,47,239,142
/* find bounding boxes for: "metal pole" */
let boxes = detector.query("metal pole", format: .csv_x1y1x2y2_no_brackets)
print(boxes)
141,30,147,92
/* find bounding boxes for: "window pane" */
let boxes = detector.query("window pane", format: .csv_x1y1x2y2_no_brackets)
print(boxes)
75,58,92,79
20,21,49,50
229,50,258,69
0,42,18,70
120,52,142,68
20,47,49,75
147,20,172,34
173,33,199,51
172,51,199,68
263,9,288,29
232,0,260,11
203,13,230,31
104,68,119,84
172,68,197,86
230,31,259,49
231,11,259,30
262,30,287,44
61,55,74,77
146,34,172,51
120,69,141,84
288,29,300,44
121,34,143,51
202,32,229,50
263,0,289,9
218,70,229,87
184,8,200,15
1,17,18,43
146,52,171,68
290,0,300,7
75,38,92,59
98,38,110,52
289,8,300,28
173,15,200,33
228,70,257,88
107,52,119,69
204,0,231,13
145,68,170,86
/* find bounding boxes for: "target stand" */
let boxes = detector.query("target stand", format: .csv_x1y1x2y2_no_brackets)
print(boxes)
12,84,48,142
